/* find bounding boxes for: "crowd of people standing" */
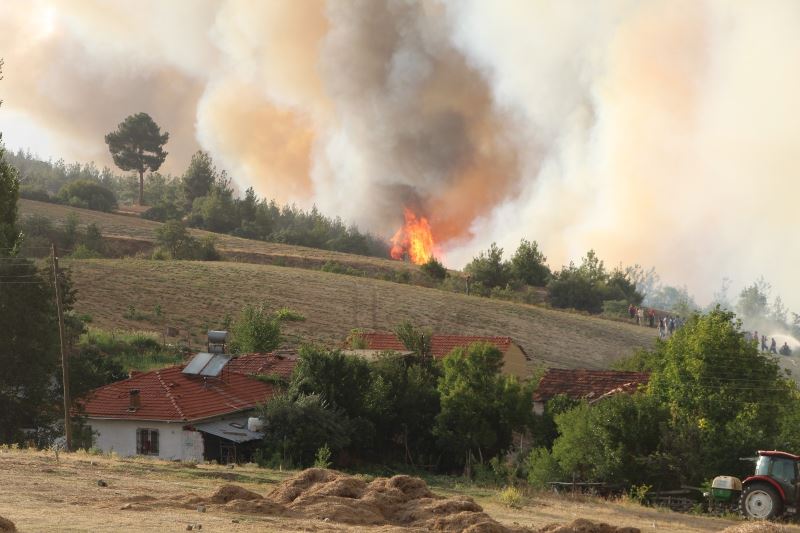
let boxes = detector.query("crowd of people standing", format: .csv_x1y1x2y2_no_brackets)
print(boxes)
746,331,793,356
628,304,684,339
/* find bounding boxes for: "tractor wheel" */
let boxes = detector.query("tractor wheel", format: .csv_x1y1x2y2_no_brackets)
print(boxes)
740,483,784,520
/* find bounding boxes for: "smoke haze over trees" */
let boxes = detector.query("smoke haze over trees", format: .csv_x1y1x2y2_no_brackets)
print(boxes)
1,1,799,312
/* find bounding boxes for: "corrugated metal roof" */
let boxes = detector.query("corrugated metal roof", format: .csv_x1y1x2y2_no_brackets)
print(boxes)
194,417,263,443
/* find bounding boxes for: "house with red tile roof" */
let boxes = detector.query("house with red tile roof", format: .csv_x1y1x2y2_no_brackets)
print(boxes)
75,351,296,463
532,368,649,414
346,332,531,378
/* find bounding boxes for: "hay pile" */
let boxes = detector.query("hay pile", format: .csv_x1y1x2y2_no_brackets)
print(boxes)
266,468,526,531
0,515,15,532
720,523,790,533
539,519,640,533
130,469,638,533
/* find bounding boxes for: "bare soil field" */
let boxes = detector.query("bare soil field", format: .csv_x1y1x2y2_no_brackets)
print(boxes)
0,448,763,533
62,259,655,370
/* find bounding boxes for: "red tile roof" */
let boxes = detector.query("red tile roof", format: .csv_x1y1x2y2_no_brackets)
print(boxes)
76,352,297,422
533,369,649,402
356,332,527,360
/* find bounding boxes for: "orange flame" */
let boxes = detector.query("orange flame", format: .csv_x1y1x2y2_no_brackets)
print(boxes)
390,208,436,265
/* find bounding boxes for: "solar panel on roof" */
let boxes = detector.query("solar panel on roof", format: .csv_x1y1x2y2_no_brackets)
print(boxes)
199,354,232,377
183,352,214,375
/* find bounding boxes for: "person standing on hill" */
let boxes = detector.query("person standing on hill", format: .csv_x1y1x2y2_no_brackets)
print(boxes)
629,304,636,321
770,338,778,354
637,307,644,326
648,309,655,327
779,342,792,356
761,335,768,352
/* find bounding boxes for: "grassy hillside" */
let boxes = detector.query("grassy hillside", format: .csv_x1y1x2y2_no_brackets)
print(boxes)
64,259,655,371
19,199,417,277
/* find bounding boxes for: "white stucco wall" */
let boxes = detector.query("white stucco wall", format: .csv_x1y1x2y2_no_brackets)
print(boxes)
88,419,204,461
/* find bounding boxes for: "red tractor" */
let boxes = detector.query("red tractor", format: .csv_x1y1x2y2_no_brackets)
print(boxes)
734,450,800,519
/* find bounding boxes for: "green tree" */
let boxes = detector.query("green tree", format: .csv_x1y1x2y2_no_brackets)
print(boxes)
104,112,169,205
510,239,551,287
229,303,281,353
0,81,63,440
57,179,118,212
547,265,601,313
258,393,351,467
465,243,510,290
647,285,697,315
290,345,372,418
646,308,792,483
420,256,447,281
181,151,216,208
154,219,196,259
0,136,20,253
551,394,667,485
736,278,770,324
434,342,533,469
189,175,238,233
366,354,440,464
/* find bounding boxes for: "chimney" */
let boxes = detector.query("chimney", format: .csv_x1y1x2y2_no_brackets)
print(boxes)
128,389,141,411
128,370,140,379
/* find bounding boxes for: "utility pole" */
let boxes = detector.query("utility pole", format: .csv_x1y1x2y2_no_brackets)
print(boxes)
52,244,72,452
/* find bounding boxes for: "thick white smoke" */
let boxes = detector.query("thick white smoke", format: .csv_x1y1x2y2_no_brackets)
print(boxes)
1,0,798,310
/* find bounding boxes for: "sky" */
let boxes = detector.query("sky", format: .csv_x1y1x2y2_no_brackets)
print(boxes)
1,0,798,313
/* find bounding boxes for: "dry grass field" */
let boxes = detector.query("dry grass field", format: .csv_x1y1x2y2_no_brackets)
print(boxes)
62,259,655,370
0,447,757,533
19,199,417,277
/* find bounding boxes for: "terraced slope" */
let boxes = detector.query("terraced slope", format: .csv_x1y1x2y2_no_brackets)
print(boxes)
64,259,655,371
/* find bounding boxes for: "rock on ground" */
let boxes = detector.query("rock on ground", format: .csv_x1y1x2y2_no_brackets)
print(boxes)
0,515,15,532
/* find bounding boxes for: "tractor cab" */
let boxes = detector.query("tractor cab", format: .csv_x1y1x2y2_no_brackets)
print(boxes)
740,450,800,519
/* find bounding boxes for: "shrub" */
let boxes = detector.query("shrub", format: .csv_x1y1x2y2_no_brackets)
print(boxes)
70,244,103,259
420,257,447,281
57,180,117,212
195,235,220,261
313,443,332,468
155,219,195,259
602,299,629,318
274,307,305,322
347,329,368,349
229,304,281,353
19,185,52,202
141,201,183,222
497,486,523,508
526,447,562,488
122,305,145,320
321,260,364,277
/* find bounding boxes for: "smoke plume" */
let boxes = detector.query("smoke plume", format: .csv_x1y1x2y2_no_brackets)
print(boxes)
1,0,799,310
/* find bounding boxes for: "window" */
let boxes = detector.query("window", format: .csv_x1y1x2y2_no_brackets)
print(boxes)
136,428,159,455
772,458,796,484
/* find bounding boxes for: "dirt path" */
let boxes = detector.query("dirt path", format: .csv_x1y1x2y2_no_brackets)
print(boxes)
0,448,776,532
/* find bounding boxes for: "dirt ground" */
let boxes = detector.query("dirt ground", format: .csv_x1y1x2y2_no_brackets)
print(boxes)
0,448,782,533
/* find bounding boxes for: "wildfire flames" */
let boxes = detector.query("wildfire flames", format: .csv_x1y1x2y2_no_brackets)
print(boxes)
390,208,436,265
